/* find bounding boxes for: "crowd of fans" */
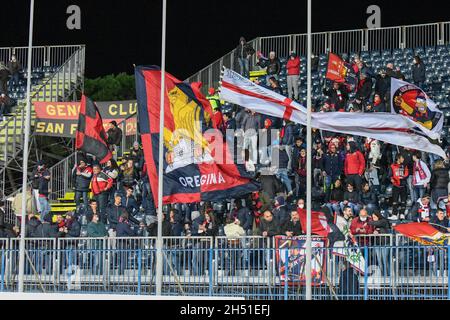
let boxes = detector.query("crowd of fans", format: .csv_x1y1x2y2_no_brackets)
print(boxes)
1,38,450,247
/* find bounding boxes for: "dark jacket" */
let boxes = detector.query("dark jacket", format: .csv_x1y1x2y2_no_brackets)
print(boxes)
66,219,81,237
430,168,449,190
367,218,390,234
330,186,345,202
87,221,108,237
72,165,93,192
374,74,390,99
430,216,449,233
323,85,349,110
26,217,41,237
343,190,361,204
323,152,343,178
7,60,21,74
360,190,378,206
34,222,59,238
235,207,253,231
355,78,373,101
170,213,184,236
281,123,295,146
410,199,431,222
105,204,128,229
116,220,137,237
259,218,280,237
272,205,290,227
148,219,172,236
123,195,140,216
281,219,303,236
266,58,281,76
412,63,426,83
259,175,282,199
235,40,255,59
107,127,123,146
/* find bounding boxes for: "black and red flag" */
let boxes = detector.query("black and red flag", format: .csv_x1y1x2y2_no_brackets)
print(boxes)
325,52,358,90
135,65,259,205
75,95,112,164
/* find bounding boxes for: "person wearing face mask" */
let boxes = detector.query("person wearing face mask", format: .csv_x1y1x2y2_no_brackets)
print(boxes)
411,55,426,88
350,208,374,246
297,198,305,210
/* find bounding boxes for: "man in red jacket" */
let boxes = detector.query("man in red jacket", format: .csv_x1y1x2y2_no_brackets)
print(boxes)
389,154,409,220
344,141,365,191
286,51,300,101
350,208,374,246
91,164,113,223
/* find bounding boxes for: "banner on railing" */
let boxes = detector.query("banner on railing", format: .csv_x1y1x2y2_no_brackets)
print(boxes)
33,100,137,137
275,236,327,286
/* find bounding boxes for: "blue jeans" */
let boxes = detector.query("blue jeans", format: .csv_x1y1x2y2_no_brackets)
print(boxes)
75,191,89,209
238,58,249,77
9,73,19,90
340,202,361,215
276,169,292,193
413,185,426,203
38,197,51,222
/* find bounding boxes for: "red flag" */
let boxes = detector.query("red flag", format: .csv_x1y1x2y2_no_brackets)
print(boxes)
393,222,448,246
298,208,331,237
75,95,112,164
325,53,358,89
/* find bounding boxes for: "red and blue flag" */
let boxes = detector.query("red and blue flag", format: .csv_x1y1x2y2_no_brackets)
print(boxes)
135,66,259,205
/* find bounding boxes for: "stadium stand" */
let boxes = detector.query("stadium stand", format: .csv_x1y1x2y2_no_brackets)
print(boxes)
1,23,450,299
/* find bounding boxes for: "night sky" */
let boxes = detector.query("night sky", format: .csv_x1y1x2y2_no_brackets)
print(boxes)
0,0,447,79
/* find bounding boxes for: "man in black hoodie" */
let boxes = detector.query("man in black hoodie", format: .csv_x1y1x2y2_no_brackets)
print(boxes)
235,36,255,78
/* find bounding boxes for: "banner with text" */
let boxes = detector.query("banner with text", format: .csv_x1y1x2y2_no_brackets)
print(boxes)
34,100,137,137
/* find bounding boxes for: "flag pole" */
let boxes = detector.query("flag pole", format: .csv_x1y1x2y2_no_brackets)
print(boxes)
18,0,35,293
155,0,167,296
305,0,313,300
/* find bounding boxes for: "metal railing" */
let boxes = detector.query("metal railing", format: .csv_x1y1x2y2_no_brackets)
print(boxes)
0,45,84,70
186,21,450,90
0,46,85,222
0,234,448,299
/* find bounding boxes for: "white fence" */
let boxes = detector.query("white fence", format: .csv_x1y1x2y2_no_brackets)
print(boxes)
186,21,450,92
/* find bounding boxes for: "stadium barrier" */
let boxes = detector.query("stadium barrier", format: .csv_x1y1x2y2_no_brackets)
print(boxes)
186,21,449,92
0,45,84,70
0,234,449,299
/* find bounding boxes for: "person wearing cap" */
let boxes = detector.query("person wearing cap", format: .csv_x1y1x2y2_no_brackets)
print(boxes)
72,156,93,209
106,120,123,159
235,36,255,78
286,51,301,101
